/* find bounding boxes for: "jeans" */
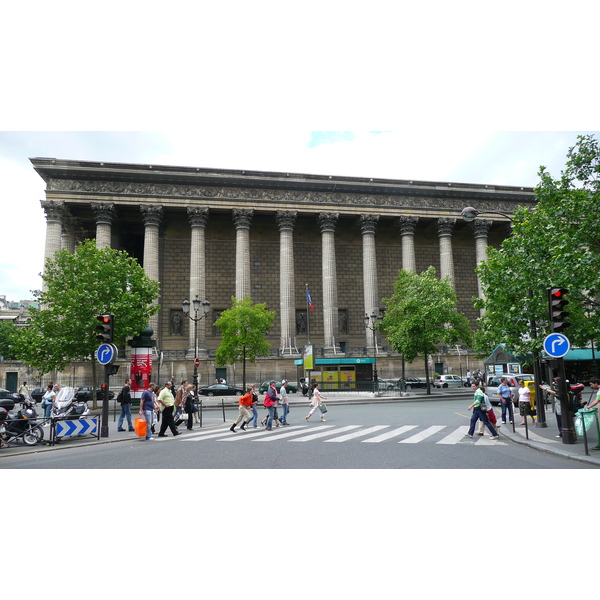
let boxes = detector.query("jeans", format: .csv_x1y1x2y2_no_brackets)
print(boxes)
280,402,290,424
142,410,154,439
118,403,133,429
500,398,514,423
468,408,497,436
250,405,258,427
43,403,52,419
265,406,278,429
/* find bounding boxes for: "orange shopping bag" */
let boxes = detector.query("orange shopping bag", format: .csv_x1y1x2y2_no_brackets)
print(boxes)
134,417,147,438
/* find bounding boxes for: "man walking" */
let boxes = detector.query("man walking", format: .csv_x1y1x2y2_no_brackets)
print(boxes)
157,381,180,437
230,387,254,432
139,382,156,441
496,377,514,425
117,378,134,432
465,383,498,439
279,379,290,425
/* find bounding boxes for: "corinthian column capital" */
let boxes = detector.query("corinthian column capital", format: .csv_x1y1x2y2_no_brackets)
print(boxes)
187,207,209,228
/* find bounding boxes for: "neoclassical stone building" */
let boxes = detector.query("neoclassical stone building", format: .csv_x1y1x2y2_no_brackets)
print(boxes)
30,158,535,387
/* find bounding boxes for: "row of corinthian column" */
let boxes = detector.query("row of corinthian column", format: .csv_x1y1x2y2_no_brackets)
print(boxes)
41,200,494,357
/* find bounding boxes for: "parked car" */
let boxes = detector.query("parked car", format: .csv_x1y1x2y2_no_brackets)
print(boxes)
75,386,115,402
398,377,427,390
198,384,244,397
30,388,46,403
258,381,298,394
485,373,534,406
433,374,464,389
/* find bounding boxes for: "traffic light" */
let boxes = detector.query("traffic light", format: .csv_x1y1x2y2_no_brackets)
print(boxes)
100,383,109,400
547,288,570,333
96,314,114,343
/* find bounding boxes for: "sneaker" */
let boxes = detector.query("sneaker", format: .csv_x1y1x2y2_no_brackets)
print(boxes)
320,418,326,422
146,437,154,441
464,433,473,438
489,436,499,440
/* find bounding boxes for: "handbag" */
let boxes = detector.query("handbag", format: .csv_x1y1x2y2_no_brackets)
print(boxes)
319,403,328,414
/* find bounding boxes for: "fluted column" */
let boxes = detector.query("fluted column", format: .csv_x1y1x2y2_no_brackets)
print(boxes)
188,207,209,357
360,214,380,350
40,200,64,294
61,214,80,254
277,211,299,356
470,220,493,315
319,213,342,356
233,209,253,300
437,218,456,286
140,204,163,336
91,202,115,249
397,216,419,273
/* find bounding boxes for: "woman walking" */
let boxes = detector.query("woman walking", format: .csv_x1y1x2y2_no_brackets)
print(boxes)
183,384,196,430
306,382,327,422
517,380,535,426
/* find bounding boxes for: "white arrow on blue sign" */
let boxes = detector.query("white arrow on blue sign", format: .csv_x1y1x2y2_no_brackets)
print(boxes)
97,343,118,365
55,418,98,438
543,333,571,358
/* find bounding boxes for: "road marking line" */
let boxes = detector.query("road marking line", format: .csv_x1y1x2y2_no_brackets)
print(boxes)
324,425,389,442
251,426,318,441
362,425,418,443
399,425,446,443
289,425,361,442
437,426,470,444
512,429,561,444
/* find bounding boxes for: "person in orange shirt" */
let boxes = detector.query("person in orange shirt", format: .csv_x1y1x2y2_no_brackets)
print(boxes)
230,387,254,432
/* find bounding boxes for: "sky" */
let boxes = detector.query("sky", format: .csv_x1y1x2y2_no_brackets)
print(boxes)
0,130,598,301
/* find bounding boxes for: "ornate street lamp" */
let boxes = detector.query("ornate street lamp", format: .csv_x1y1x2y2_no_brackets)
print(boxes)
364,311,382,396
182,296,211,390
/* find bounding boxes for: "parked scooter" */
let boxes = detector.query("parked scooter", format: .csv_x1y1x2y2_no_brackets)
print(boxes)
299,377,309,397
52,386,91,419
0,393,44,446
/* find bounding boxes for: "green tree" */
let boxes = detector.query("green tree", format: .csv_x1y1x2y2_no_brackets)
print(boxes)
0,321,22,360
15,239,160,384
381,266,473,393
475,134,600,359
214,296,275,390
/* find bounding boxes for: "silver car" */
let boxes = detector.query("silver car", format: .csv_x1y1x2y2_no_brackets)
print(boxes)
434,374,464,389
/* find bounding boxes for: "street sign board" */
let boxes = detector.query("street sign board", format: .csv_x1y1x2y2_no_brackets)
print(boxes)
194,358,200,368
97,343,118,365
543,333,571,358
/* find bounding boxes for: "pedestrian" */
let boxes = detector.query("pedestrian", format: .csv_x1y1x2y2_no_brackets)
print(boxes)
18,381,30,397
517,380,535,426
306,382,327,422
466,371,471,387
230,387,254,432
139,382,156,441
263,381,280,431
157,381,180,437
465,383,498,439
541,381,563,437
41,384,55,423
174,379,187,424
249,384,259,428
117,378,134,432
279,379,291,425
477,385,499,435
496,377,514,425
183,383,196,430
586,377,600,409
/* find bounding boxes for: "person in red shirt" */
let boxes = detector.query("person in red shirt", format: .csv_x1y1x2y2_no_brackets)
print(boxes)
230,387,254,432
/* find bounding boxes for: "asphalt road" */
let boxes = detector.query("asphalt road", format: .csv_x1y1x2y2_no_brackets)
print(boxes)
2,399,596,469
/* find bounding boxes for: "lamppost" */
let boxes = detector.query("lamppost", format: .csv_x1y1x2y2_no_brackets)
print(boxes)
182,296,211,390
364,311,382,395
461,206,547,428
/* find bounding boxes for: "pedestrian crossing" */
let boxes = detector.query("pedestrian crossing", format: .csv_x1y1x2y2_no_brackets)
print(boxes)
176,424,508,446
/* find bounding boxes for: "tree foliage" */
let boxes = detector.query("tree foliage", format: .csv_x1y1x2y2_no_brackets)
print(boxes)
214,296,275,389
15,239,160,375
475,134,600,357
381,267,473,391
0,321,22,360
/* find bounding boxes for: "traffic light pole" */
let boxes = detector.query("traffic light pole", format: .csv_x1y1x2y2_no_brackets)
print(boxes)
101,364,110,438
557,357,576,444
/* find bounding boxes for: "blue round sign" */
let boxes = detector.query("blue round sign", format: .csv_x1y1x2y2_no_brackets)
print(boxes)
97,343,118,365
543,334,570,358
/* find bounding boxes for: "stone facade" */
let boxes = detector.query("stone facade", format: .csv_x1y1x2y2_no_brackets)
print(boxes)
27,158,535,387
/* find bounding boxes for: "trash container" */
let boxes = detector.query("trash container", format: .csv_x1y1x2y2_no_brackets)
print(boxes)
525,380,536,418
574,407,597,437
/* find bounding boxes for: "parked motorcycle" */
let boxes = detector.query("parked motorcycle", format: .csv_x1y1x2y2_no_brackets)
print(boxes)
52,386,91,419
299,377,309,397
0,393,44,446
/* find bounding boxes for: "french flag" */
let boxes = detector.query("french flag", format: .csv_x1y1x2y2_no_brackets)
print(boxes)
306,288,315,312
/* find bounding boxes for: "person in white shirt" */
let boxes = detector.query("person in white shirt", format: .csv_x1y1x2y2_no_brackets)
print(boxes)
517,380,535,426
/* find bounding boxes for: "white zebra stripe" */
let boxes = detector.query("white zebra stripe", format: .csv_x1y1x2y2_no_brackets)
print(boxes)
324,425,389,442
399,425,446,443
362,425,418,443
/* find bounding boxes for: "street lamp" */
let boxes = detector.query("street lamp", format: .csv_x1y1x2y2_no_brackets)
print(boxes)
364,311,382,395
182,296,211,390
461,206,547,429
